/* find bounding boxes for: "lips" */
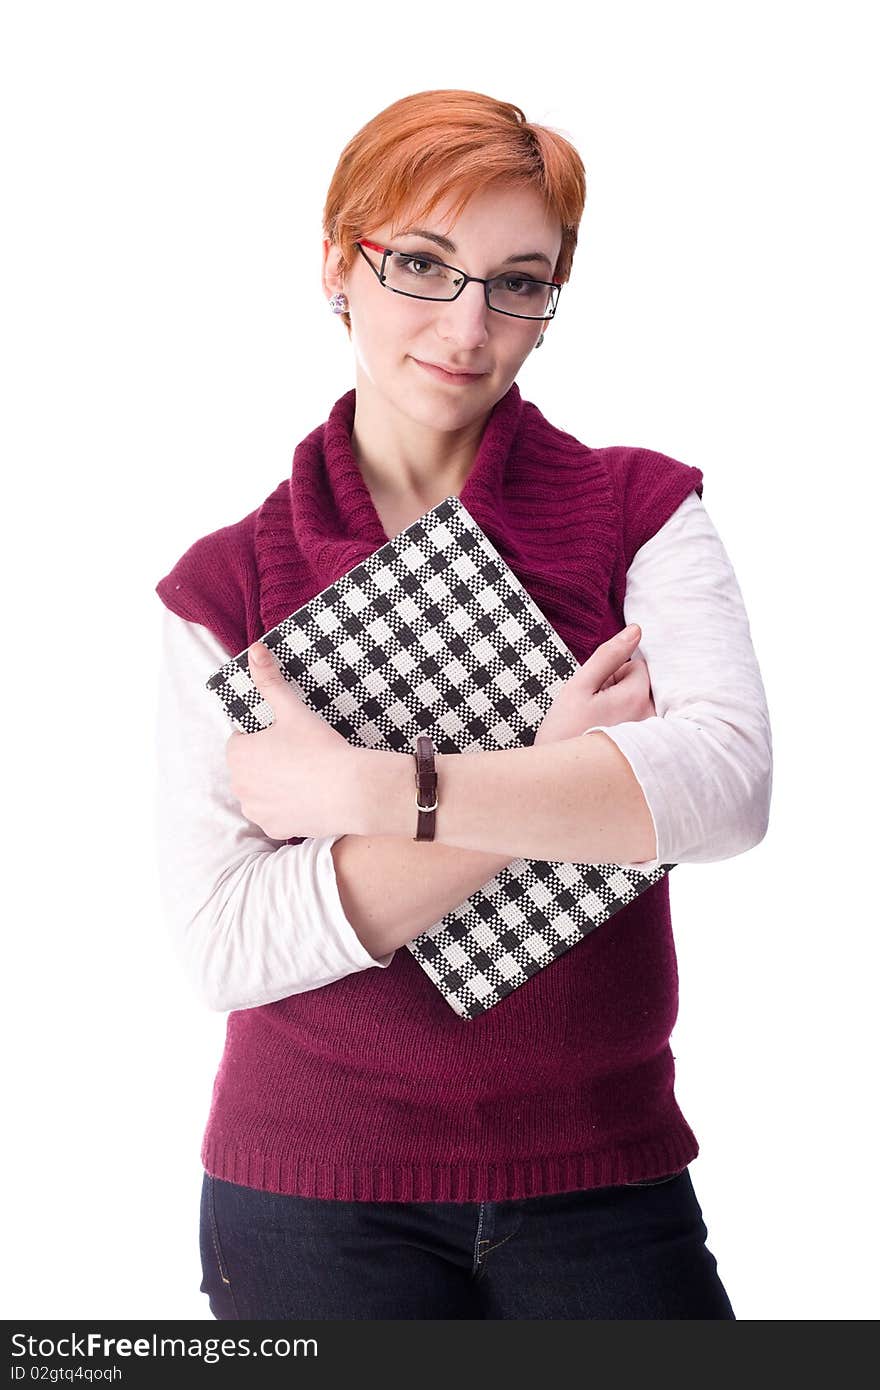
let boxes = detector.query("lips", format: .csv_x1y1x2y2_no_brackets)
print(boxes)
425,361,484,374
412,358,487,384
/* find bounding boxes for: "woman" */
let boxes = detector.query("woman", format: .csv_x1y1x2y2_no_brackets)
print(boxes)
155,89,771,1319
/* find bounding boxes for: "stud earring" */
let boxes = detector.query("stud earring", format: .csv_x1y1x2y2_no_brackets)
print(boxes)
534,332,544,348
329,292,349,314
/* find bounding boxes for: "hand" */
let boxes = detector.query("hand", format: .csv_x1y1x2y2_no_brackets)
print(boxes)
225,642,355,841
533,625,657,746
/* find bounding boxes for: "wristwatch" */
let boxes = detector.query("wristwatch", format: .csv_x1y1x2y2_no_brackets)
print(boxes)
413,734,438,841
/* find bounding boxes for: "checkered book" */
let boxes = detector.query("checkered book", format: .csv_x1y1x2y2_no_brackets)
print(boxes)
205,496,674,1019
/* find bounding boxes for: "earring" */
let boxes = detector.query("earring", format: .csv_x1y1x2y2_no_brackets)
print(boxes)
534,332,544,349
329,292,349,314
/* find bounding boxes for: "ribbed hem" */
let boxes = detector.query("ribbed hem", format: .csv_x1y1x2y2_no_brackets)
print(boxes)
200,1120,699,1204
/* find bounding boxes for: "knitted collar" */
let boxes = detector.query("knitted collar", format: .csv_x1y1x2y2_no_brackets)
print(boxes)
254,381,618,663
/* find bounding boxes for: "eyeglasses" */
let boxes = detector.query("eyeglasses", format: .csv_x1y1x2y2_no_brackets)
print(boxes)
355,239,561,321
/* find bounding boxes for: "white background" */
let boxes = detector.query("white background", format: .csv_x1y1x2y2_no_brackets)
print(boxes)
2,0,877,1321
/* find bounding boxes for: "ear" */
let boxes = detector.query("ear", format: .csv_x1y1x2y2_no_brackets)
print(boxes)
321,239,347,300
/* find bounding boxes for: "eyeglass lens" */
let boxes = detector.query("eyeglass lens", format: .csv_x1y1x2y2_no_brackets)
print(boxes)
382,252,556,319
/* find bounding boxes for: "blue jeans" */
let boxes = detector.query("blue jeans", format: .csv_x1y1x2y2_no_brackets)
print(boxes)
199,1164,735,1319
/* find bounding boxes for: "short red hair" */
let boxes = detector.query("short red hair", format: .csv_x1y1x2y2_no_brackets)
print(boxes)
322,89,587,336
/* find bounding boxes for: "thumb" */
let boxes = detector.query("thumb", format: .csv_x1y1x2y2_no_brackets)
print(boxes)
247,642,298,713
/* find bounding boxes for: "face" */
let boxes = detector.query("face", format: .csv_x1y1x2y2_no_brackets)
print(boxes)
321,183,563,431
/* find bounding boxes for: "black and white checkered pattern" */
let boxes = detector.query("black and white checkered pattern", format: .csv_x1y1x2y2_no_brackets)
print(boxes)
206,496,674,1019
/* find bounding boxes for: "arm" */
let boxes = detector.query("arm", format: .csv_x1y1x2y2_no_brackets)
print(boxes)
330,730,652,960
330,835,512,962
347,731,657,862
577,490,773,863
155,607,513,1007
153,606,400,1012
339,489,772,866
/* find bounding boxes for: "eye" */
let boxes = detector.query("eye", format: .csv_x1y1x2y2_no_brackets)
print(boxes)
499,276,542,295
392,253,442,276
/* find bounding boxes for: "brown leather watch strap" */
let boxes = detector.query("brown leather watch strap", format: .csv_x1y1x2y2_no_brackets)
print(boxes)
413,734,438,841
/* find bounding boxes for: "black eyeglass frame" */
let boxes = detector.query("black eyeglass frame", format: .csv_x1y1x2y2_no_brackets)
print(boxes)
354,238,562,322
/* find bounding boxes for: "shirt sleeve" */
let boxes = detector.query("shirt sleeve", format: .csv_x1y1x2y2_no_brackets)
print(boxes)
153,604,395,1013
581,489,773,870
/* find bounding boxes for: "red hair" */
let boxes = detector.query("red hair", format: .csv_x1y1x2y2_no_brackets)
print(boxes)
322,89,587,336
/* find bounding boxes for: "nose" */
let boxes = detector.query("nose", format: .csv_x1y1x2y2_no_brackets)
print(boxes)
436,278,491,348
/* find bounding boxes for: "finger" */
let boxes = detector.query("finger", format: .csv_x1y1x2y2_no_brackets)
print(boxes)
611,657,640,682
620,655,651,688
599,667,625,690
575,626,642,694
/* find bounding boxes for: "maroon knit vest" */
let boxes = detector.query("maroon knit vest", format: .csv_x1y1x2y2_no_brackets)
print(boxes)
156,381,704,1202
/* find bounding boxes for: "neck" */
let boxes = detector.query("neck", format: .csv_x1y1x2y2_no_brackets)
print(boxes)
349,368,494,504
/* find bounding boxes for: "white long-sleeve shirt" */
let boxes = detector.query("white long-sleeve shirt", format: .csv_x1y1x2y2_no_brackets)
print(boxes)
154,489,772,1012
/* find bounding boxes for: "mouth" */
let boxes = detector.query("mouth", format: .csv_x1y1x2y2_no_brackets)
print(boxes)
411,357,488,385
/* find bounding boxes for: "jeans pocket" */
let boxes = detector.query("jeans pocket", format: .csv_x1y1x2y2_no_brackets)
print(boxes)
199,1174,240,1319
